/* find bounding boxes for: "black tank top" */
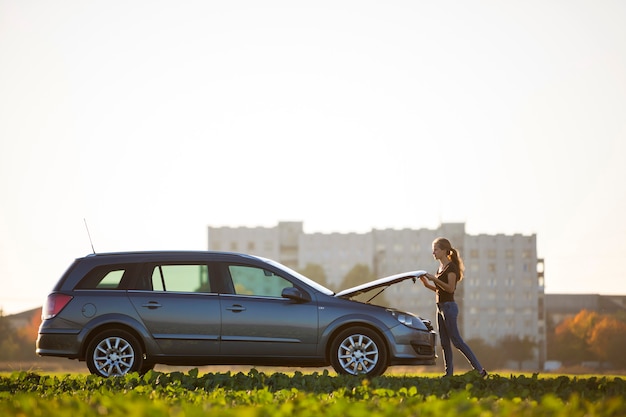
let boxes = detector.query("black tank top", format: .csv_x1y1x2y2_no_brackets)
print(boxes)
435,262,459,304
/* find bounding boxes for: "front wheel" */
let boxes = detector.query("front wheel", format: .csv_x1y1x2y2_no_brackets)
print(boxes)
86,329,144,377
330,326,388,377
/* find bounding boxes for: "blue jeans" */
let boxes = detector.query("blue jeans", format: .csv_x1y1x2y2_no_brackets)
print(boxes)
437,301,483,376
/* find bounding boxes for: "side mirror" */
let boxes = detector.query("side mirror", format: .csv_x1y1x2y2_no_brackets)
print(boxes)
281,287,309,302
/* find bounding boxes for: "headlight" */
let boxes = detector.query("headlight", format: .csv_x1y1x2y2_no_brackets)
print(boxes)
389,310,427,330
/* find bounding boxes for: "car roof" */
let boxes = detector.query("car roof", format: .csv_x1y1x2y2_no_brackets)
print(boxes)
80,250,260,261
84,250,255,257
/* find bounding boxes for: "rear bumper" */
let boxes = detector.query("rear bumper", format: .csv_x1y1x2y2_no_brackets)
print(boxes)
36,329,82,359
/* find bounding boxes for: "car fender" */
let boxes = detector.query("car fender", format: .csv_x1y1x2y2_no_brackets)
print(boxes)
77,313,162,357
318,313,396,357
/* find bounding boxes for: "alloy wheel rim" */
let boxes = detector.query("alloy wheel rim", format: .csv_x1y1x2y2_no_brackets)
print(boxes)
93,336,135,377
337,334,379,375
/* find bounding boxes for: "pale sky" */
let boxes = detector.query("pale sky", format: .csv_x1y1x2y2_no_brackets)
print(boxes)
1,1,625,315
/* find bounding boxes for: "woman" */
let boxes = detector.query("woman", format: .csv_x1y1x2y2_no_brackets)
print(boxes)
420,237,487,377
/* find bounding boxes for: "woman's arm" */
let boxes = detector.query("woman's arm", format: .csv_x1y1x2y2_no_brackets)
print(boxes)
424,272,457,293
420,276,437,292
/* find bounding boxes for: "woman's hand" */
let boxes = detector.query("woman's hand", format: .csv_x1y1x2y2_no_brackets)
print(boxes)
422,273,435,281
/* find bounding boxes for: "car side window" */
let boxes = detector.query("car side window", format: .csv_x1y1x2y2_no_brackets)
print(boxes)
228,265,292,297
96,270,125,289
76,265,129,290
150,264,211,293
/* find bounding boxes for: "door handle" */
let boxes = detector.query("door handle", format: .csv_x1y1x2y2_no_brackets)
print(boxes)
226,304,246,312
142,302,162,309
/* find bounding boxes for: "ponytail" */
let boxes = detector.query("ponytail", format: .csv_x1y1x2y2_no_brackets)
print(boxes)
449,248,465,281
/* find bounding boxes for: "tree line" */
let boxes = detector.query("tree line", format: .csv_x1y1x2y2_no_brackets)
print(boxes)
0,307,41,361
547,309,626,369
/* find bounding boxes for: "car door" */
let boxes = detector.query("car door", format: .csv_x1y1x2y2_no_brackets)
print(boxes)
219,263,319,357
128,262,221,356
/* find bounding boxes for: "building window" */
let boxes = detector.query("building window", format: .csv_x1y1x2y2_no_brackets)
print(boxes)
230,242,238,251
470,249,479,258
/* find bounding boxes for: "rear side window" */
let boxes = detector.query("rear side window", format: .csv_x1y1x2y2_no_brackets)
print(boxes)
150,264,211,293
97,270,124,288
76,265,132,290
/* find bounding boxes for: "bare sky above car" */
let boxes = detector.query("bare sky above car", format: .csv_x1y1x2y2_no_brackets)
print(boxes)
1,0,625,314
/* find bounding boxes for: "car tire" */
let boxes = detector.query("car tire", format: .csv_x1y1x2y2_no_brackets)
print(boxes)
330,326,388,377
140,362,155,374
86,329,144,377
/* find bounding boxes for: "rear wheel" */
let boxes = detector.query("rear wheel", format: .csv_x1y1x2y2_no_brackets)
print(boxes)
330,326,388,377
86,329,144,377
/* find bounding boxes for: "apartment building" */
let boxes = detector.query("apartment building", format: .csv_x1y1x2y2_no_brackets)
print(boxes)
208,221,545,368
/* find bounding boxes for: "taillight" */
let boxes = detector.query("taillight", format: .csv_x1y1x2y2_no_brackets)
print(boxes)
42,293,73,320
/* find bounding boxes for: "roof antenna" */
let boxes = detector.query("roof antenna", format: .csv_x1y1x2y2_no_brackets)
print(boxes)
83,218,96,254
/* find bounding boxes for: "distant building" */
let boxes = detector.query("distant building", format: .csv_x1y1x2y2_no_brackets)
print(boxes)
208,221,546,369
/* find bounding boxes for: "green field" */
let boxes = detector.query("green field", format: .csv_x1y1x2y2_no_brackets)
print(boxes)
1,369,625,416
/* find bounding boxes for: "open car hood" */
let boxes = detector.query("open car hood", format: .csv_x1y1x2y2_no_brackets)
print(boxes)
334,270,427,299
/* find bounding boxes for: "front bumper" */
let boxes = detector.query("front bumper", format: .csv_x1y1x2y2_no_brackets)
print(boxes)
387,326,437,366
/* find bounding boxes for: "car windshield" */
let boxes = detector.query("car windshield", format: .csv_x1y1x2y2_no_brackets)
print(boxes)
261,257,334,296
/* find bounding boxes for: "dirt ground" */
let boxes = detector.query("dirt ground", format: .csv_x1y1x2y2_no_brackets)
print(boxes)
2,358,623,376
0,358,438,375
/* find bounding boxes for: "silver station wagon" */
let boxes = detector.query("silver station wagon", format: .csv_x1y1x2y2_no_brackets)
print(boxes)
36,251,436,377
